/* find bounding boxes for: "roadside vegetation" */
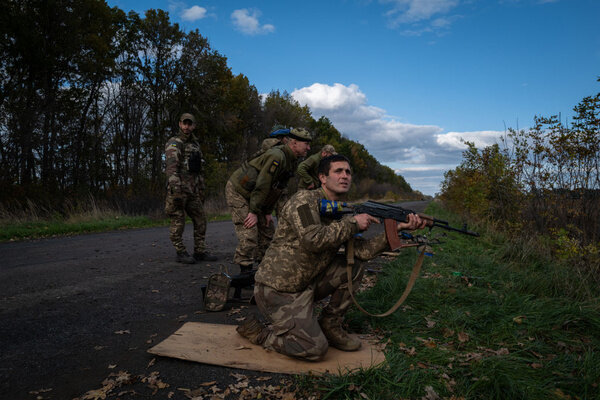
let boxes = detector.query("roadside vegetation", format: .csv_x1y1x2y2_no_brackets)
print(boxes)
0,197,230,242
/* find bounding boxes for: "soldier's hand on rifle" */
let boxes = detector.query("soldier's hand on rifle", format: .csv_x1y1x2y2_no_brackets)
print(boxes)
244,212,258,229
353,213,380,230
397,213,427,231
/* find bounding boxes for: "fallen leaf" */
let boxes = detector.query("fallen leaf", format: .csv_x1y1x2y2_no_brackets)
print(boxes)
457,332,470,343
114,330,130,335
530,363,543,369
442,328,455,338
423,385,441,400
108,364,116,369
147,358,156,368
230,372,247,381
200,381,218,387
151,289,159,293
513,315,526,324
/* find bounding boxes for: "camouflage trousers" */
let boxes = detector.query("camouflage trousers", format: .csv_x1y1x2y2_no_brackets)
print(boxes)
253,255,364,361
225,181,274,267
165,191,207,254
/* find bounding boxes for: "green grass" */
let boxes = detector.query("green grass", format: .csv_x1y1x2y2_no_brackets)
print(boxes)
299,203,600,399
0,213,231,242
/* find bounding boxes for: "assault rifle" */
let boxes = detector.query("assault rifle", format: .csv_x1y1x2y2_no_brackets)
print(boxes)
320,199,478,250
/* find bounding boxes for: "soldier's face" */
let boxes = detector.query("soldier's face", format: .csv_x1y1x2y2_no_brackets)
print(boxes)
179,120,195,135
320,161,352,197
289,139,310,157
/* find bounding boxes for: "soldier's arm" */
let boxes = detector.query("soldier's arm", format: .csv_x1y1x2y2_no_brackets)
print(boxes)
296,156,316,188
165,139,183,195
248,151,282,214
288,195,360,252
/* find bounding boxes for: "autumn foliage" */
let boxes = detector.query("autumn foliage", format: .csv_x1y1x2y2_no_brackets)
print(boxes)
440,78,600,282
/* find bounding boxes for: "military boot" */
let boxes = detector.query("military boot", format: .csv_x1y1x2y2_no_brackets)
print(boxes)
236,314,266,345
319,316,361,351
193,252,218,262
176,251,195,264
239,264,254,274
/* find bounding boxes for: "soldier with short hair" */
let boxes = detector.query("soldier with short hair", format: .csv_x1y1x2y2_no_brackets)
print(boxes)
226,128,312,274
164,113,218,264
236,154,426,360
296,144,337,190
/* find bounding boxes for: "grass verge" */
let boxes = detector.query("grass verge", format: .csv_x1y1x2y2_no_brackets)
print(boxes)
0,213,230,242
299,203,599,399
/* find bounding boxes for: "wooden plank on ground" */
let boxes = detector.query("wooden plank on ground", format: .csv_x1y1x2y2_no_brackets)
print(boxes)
148,322,385,375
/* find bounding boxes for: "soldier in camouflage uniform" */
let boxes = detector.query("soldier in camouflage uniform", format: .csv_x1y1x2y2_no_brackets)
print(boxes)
226,128,312,274
237,154,426,360
165,113,218,264
296,144,337,190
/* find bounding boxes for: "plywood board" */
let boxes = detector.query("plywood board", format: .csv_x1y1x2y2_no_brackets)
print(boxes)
148,322,385,375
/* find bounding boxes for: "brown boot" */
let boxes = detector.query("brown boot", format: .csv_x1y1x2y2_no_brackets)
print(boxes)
236,314,266,345
319,316,361,351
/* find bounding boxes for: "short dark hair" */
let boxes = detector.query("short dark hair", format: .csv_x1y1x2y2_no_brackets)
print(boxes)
318,154,351,177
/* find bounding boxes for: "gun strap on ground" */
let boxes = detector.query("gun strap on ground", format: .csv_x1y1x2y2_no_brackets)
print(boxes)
346,238,426,318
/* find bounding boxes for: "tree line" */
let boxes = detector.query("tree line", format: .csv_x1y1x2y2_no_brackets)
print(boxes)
0,0,415,215
440,78,600,283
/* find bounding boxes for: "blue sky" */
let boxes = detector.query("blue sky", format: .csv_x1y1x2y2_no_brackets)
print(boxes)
106,0,600,196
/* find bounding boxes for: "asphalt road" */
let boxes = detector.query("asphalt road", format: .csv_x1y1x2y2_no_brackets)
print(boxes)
0,201,428,399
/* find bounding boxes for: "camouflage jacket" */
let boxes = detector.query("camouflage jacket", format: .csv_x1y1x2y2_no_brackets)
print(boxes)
296,152,322,189
165,130,204,195
228,144,298,214
254,188,389,292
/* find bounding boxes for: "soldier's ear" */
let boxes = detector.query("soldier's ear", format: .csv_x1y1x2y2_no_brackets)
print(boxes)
318,173,327,185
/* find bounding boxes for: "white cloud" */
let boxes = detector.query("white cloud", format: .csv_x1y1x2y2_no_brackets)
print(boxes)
231,9,275,35
291,82,500,195
381,0,460,35
181,5,207,21
436,130,503,149
383,0,459,23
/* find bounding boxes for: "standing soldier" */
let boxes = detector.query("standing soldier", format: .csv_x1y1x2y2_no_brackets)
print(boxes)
226,128,312,274
297,144,337,190
165,113,217,264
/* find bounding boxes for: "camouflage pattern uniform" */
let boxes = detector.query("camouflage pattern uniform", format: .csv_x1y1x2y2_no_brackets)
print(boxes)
252,188,389,360
226,143,299,268
164,130,208,255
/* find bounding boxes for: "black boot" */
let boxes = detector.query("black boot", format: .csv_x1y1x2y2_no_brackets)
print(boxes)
239,264,254,274
193,252,218,261
176,251,195,264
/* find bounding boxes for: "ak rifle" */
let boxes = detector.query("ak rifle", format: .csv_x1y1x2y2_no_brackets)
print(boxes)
320,199,479,250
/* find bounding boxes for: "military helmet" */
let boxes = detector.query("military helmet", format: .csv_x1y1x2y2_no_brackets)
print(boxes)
288,127,312,142
321,144,337,155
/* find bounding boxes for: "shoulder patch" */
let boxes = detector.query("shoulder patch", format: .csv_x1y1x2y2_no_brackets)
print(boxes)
297,203,316,228
269,160,280,174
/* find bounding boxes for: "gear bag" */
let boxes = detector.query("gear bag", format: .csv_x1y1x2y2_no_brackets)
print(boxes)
204,271,231,311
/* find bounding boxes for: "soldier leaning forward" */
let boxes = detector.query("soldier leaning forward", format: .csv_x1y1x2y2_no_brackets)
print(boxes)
165,113,217,264
297,144,337,190
225,127,312,274
236,154,426,360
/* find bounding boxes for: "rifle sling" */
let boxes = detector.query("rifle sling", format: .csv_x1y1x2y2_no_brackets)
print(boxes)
345,237,425,318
